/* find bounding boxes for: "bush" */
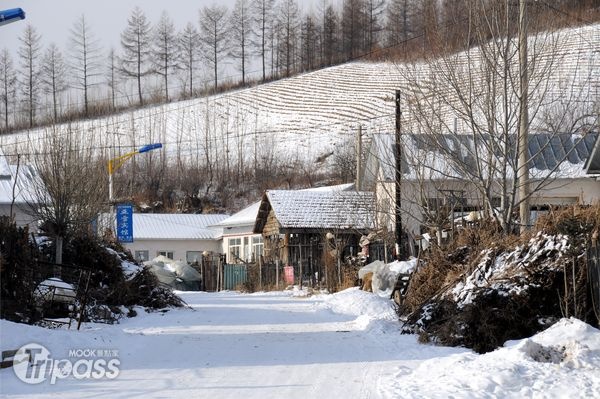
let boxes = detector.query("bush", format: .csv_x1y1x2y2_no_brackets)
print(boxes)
401,206,600,353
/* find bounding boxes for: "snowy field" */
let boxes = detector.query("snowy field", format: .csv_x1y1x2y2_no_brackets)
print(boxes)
1,288,599,398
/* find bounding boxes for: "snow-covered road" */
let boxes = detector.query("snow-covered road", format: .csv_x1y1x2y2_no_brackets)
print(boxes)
1,288,599,398
0,289,463,398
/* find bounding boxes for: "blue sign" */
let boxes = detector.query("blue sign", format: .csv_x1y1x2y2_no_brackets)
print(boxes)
116,204,133,243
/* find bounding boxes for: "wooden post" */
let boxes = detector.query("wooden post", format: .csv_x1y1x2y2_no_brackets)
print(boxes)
518,0,530,233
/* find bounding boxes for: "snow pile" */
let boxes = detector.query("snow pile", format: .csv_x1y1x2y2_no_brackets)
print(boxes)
359,258,418,297
105,247,143,280
450,233,569,308
34,278,76,304
318,287,397,322
380,318,600,399
144,256,201,291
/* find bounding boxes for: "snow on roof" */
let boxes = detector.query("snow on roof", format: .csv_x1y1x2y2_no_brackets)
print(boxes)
132,213,229,240
215,201,261,227
262,190,375,230
215,183,356,228
367,132,598,182
0,150,40,205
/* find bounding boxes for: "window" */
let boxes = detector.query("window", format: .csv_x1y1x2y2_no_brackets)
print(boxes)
158,250,174,259
252,236,264,262
228,238,241,262
134,250,149,262
186,251,202,265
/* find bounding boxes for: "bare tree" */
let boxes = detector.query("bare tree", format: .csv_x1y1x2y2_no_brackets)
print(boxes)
277,0,300,77
230,0,252,85
364,0,385,53
178,22,202,98
396,1,599,234
120,7,153,105
251,0,275,81
153,11,178,102
69,15,103,116
26,126,107,265
40,44,68,121
300,13,319,71
385,0,413,47
341,0,366,60
105,47,119,110
199,4,229,91
0,49,16,130
320,2,340,66
18,24,42,128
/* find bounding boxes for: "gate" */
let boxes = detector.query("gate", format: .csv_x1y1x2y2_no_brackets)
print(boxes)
223,264,247,290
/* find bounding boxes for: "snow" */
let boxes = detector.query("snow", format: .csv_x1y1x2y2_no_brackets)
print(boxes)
450,233,570,308
379,318,600,399
34,278,76,304
1,289,599,398
265,190,375,230
127,213,229,240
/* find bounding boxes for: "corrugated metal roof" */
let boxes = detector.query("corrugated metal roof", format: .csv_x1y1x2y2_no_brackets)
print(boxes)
265,190,375,230
132,213,229,240
368,132,598,182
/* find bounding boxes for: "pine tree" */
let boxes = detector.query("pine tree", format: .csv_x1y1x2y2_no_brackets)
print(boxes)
69,15,103,116
0,49,16,130
178,23,202,98
18,24,42,128
199,4,229,91
251,0,275,81
41,43,68,121
230,0,252,85
120,7,153,105
153,11,178,102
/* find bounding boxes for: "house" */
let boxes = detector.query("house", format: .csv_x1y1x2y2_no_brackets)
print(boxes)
0,150,40,232
122,213,229,263
216,183,357,265
214,201,263,264
363,132,600,242
253,188,376,283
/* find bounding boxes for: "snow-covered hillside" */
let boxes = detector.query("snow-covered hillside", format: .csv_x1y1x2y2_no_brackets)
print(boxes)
0,24,598,165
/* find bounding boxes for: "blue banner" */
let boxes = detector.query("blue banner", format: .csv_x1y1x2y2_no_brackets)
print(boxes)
116,204,133,243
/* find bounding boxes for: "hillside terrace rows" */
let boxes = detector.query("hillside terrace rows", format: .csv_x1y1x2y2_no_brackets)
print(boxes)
0,24,597,165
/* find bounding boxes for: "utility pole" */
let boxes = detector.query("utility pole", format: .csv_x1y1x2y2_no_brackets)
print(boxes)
395,89,404,260
518,0,530,233
356,125,362,191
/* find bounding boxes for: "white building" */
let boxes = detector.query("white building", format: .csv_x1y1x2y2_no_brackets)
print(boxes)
363,132,600,239
0,150,40,231
122,213,229,263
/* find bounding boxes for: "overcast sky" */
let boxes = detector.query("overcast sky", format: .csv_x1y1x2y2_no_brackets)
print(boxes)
1,0,330,59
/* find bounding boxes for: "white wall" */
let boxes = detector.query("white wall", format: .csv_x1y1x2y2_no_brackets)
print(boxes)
124,239,222,262
0,204,39,232
376,177,600,237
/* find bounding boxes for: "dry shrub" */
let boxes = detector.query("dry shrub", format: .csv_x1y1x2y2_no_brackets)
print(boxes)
401,206,600,353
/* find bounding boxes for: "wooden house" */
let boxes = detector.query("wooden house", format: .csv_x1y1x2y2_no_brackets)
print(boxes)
253,189,376,282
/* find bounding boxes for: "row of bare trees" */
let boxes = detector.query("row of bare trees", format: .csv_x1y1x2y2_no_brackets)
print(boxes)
4,0,569,134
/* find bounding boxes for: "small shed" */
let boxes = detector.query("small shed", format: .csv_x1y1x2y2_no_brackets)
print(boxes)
253,189,376,282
